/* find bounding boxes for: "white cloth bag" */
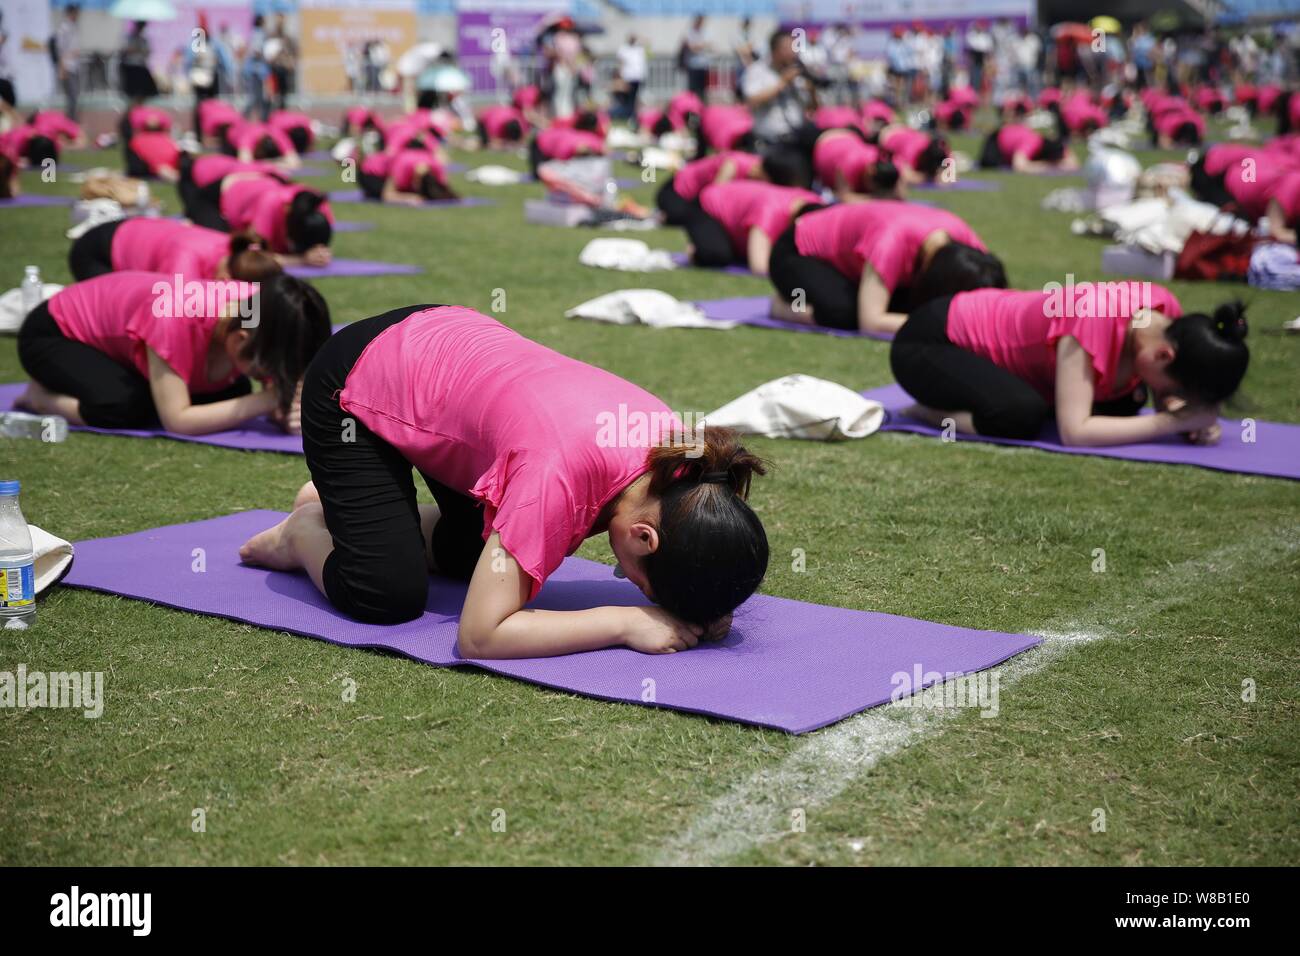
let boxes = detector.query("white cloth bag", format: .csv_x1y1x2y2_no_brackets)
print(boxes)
706,374,885,441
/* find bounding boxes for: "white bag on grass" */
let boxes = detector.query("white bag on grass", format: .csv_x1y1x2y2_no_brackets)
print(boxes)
0,284,64,335
30,525,74,595
578,238,676,272
706,374,885,441
566,289,730,329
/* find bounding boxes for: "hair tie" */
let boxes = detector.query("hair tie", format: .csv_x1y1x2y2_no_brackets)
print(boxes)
700,471,731,485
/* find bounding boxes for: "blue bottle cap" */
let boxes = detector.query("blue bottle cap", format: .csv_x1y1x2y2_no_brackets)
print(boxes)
0,480,20,496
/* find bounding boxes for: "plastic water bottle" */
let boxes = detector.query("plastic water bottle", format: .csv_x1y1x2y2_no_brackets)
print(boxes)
0,411,68,442
20,265,42,316
0,480,36,630
602,178,619,210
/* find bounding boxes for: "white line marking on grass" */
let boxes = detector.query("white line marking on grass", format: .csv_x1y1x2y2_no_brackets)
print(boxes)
651,528,1298,866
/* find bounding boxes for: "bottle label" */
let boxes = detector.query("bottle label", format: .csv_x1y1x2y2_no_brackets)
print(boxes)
0,564,35,608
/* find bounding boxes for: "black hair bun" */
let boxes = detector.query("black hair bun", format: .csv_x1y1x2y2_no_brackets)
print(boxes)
1213,301,1248,342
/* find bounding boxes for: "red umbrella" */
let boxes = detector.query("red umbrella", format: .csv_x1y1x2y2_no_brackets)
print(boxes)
1051,22,1094,45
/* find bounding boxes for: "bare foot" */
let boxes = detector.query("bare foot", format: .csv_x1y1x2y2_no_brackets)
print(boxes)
239,513,301,570
293,480,320,510
12,384,38,412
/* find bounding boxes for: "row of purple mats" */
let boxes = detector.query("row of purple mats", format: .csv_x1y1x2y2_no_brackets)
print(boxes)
326,190,494,208
5,370,1298,479
60,509,1043,735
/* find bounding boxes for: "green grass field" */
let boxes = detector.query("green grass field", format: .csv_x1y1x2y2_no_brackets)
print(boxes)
2,123,1297,866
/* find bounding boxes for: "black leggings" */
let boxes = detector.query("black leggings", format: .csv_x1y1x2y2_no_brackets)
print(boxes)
768,220,859,330
889,297,1146,440
18,301,251,429
682,203,740,266
655,175,694,225
178,171,228,230
301,306,487,625
67,219,123,281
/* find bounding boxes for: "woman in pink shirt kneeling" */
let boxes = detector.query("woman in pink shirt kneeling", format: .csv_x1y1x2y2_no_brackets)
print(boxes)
768,201,1007,336
684,180,820,274
888,287,1249,446
16,270,331,434
239,305,771,658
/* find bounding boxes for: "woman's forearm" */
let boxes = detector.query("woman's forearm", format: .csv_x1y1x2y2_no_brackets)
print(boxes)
1059,410,1179,447
458,606,628,659
162,389,277,435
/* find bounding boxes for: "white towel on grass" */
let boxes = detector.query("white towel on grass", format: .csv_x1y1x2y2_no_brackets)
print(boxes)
706,374,885,441
578,238,676,272
566,289,732,329
29,526,74,594
466,164,528,185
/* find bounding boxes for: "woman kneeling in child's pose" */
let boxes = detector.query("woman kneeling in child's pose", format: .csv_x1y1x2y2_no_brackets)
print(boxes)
889,287,1249,446
240,305,771,658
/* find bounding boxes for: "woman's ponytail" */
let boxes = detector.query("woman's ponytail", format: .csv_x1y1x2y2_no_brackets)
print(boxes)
226,229,283,282
1165,300,1250,405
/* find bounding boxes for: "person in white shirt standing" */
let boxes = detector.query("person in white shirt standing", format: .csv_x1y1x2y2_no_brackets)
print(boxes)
615,34,646,122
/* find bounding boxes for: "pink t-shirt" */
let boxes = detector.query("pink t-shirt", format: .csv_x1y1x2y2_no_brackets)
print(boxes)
190,154,284,189
1154,109,1204,141
127,105,172,133
813,131,880,191
814,105,862,131
862,100,896,125
667,91,703,127
31,111,82,142
221,178,334,253
360,149,447,192
231,122,295,158
996,124,1044,162
699,181,820,252
699,106,753,151
1267,171,1300,220
269,110,313,144
479,105,527,140
110,219,231,279
880,127,937,172
1257,85,1283,115
0,125,35,161
794,201,987,290
537,126,605,160
1223,161,1293,217
949,85,980,107
672,151,761,201
47,271,247,392
129,132,180,176
945,285,1183,401
1060,100,1106,133
552,111,610,136
933,100,971,128
338,307,678,598
199,99,240,138
513,85,541,110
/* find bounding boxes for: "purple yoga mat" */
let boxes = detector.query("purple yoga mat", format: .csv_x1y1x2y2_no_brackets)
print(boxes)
913,178,1002,192
326,190,494,208
332,220,374,233
0,381,304,454
62,510,1041,734
285,258,423,279
669,251,758,277
694,296,893,341
0,194,75,208
866,382,1300,481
